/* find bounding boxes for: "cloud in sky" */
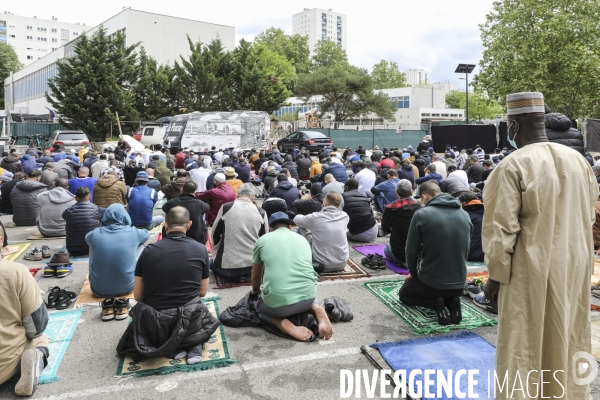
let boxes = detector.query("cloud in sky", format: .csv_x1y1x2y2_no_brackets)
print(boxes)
4,0,495,87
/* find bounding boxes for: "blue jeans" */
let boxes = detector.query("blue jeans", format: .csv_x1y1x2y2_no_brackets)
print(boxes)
140,215,164,231
384,244,407,268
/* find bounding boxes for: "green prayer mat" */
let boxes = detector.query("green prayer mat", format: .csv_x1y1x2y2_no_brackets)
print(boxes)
116,298,235,377
363,279,497,335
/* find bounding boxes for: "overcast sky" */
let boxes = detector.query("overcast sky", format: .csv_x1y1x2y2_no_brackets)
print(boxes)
4,0,495,88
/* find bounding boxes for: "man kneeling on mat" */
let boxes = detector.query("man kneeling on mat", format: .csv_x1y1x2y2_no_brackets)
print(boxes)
251,212,333,341
400,180,472,325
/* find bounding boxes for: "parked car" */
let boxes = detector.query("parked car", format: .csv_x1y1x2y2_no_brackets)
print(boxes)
49,130,91,151
276,131,333,153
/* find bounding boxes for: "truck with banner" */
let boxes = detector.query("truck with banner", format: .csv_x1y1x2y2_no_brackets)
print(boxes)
162,110,270,150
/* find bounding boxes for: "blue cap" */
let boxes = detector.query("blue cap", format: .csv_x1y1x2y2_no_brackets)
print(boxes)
428,147,434,152
268,211,294,227
135,171,149,181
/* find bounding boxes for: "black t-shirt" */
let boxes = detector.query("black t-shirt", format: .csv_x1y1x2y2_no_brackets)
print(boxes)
135,232,209,310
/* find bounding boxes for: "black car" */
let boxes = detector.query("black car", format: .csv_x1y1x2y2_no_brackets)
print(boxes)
276,131,333,153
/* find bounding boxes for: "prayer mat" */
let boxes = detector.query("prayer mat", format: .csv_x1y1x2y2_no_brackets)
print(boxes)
352,244,409,275
3,242,32,262
27,231,66,240
592,312,600,360
73,276,134,308
116,298,235,377
371,331,495,399
363,279,498,335
0,309,84,391
321,259,371,281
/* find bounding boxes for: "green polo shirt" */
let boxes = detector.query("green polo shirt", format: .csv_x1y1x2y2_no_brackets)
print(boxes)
252,227,318,308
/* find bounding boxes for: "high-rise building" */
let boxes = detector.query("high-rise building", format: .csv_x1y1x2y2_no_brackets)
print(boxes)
0,12,91,66
292,8,347,55
406,69,430,86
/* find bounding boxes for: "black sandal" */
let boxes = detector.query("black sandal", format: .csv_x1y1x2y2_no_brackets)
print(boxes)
47,286,62,308
55,289,77,310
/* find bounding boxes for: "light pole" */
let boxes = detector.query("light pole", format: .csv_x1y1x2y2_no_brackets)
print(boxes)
455,64,476,124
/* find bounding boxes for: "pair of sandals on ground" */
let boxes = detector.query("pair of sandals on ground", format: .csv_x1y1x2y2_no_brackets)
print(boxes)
46,286,77,310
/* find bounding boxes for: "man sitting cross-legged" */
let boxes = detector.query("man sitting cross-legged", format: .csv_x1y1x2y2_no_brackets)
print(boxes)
251,212,333,341
400,180,472,325
0,225,50,396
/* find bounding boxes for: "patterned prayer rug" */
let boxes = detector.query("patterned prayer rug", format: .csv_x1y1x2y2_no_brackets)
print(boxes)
0,309,84,391
3,242,32,262
116,298,235,377
363,279,498,335
213,259,370,289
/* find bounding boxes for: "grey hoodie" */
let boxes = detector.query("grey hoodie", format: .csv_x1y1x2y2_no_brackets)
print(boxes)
37,187,76,236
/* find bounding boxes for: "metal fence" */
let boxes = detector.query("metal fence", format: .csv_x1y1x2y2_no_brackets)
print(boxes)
9,122,70,145
302,128,427,150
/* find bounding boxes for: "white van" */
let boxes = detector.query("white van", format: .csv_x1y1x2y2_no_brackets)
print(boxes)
133,124,167,147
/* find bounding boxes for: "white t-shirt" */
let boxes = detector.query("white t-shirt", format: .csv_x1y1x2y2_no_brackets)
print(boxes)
214,152,224,163
448,170,468,188
274,177,298,188
189,168,212,193
432,161,447,179
355,168,376,195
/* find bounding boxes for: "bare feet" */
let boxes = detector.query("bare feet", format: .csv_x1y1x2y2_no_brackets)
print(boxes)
1,246,18,257
311,304,334,340
275,318,314,341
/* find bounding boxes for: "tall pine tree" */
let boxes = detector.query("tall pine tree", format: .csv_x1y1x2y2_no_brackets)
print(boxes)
46,28,139,141
132,48,178,120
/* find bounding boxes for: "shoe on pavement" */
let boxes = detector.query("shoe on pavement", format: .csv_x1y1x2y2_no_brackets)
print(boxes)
43,265,56,278
376,255,386,269
473,294,498,314
330,297,353,321
114,298,130,320
361,254,379,270
464,283,482,299
55,289,76,310
46,286,61,308
24,247,42,261
41,245,51,259
14,348,45,396
56,264,73,278
323,298,342,322
101,298,116,321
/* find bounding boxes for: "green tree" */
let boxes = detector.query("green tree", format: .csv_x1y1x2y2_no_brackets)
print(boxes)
0,43,23,110
445,90,505,120
132,48,178,120
230,40,293,112
46,28,139,141
296,65,396,124
310,40,348,70
255,27,310,74
371,60,407,90
173,37,234,112
476,0,600,118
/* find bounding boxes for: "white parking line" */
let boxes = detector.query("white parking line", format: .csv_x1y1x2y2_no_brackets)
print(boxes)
39,347,362,399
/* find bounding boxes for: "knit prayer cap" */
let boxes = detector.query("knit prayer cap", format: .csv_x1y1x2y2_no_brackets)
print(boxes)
506,92,545,117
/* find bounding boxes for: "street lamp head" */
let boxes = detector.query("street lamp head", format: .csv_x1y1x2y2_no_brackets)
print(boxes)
455,64,476,74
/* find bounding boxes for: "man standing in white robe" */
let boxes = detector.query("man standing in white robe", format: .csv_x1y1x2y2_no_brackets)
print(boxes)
482,92,597,399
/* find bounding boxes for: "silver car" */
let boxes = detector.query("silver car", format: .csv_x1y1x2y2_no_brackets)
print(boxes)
50,130,91,151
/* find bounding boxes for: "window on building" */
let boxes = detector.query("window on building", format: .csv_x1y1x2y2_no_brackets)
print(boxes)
26,46,33,50
432,113,440,117
52,47,57,51
26,25,32,30
51,28,57,33
9,34,15,38
51,38,57,42
38,48,47,52
27,35,33,40
37,27,47,32
73,32,79,36
27,55,33,60
8,24,16,28
61,29,69,40
37,37,47,41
